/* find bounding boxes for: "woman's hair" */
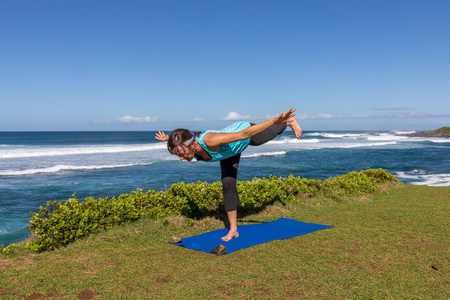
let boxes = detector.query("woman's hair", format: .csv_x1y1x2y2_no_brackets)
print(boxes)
167,129,193,154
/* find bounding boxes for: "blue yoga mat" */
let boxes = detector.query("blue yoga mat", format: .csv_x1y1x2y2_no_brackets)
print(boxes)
172,218,333,255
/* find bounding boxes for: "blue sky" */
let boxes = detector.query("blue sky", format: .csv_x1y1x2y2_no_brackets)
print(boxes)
1,0,449,131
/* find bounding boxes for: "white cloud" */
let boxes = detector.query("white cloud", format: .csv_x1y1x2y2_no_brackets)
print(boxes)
92,110,449,127
265,114,277,119
90,119,114,125
313,113,334,119
221,112,251,121
117,116,159,123
297,113,337,120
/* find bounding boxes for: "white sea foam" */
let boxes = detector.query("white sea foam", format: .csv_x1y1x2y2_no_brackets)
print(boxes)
404,137,450,143
0,229,7,235
415,137,450,143
396,170,450,186
267,138,320,145
367,134,450,144
0,143,166,159
322,142,397,149
306,131,449,144
306,133,363,138
305,133,322,137
391,130,416,135
255,140,398,153
257,139,397,152
428,139,450,143
0,162,154,176
242,151,286,158
366,134,409,141
323,133,362,138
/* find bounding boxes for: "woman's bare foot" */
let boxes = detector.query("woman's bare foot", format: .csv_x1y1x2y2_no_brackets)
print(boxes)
221,230,239,242
286,117,302,139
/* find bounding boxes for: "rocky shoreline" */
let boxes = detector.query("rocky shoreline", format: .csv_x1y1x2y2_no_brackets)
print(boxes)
395,127,450,138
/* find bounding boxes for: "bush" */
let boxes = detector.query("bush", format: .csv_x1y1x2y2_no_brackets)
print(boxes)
322,171,377,197
26,169,399,252
1,244,16,255
362,168,400,183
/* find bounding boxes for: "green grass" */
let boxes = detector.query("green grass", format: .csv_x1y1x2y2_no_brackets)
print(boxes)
1,184,449,299
428,127,450,135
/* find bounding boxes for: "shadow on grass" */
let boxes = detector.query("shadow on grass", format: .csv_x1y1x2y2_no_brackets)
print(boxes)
188,197,283,230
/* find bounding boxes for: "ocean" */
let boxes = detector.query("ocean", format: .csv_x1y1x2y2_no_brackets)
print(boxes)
1,130,449,246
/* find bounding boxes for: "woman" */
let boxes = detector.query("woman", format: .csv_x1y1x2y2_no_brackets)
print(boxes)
155,108,302,241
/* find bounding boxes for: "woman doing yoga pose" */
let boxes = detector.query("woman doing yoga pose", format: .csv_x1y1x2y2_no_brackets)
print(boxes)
155,108,302,241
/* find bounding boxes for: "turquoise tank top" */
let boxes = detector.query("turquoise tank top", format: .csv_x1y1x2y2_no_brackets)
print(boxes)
195,121,251,162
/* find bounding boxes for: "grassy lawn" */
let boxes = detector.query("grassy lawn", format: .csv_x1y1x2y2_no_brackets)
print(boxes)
1,184,449,299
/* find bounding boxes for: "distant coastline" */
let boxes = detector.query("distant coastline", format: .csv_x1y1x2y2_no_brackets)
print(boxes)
396,127,450,138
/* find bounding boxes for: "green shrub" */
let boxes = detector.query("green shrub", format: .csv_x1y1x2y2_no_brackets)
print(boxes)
323,171,377,197
26,169,399,252
281,175,322,199
1,244,16,255
167,181,223,217
362,168,400,183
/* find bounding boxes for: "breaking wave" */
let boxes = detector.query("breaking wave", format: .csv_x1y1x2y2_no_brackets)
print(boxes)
396,169,450,186
242,151,286,158
0,143,166,159
0,162,155,176
391,130,416,135
306,132,363,138
316,142,397,149
267,138,320,144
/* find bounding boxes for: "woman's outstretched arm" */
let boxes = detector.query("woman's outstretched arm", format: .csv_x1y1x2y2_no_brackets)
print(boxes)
203,108,296,149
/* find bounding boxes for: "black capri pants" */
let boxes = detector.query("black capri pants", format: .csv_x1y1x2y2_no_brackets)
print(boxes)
220,123,287,211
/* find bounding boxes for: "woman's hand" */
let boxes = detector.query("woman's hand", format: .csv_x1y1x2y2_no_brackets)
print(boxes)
273,108,296,125
155,131,169,142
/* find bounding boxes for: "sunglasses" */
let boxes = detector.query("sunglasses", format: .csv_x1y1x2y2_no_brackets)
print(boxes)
170,137,194,154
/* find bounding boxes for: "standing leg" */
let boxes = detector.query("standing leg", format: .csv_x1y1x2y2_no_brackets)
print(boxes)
224,210,238,241
220,154,241,241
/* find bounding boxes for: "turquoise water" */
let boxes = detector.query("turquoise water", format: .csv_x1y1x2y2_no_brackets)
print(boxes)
1,130,449,246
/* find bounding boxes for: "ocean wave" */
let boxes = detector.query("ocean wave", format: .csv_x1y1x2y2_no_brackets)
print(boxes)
305,132,324,137
366,134,409,141
0,143,166,159
406,137,450,143
0,163,155,176
242,151,286,158
323,142,397,149
367,134,449,143
0,229,7,235
260,140,397,151
306,133,363,138
255,141,397,152
267,138,320,144
427,139,450,143
396,170,450,186
391,130,416,135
